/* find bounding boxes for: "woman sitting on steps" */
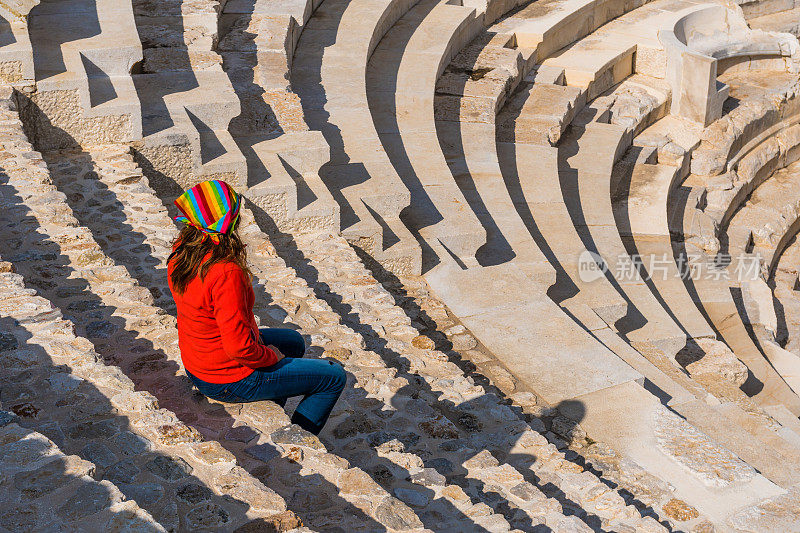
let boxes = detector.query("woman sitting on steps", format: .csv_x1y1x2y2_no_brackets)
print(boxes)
167,179,346,435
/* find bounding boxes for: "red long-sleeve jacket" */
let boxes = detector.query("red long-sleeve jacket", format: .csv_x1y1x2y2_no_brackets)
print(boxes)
168,258,278,383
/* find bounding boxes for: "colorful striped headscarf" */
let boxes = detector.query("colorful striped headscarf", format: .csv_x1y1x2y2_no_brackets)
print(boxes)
174,180,242,244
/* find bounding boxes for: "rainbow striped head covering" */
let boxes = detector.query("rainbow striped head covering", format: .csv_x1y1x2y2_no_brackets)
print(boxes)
174,180,242,244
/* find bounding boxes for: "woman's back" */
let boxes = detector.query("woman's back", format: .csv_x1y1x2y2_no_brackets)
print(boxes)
168,257,265,383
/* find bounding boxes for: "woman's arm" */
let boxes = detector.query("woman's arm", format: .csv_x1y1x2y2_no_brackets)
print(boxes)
210,267,281,368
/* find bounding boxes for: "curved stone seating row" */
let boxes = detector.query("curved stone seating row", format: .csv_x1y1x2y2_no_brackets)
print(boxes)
412,3,800,525
720,161,800,397
535,114,800,518
739,274,800,398
725,159,800,270
0,98,295,531
627,76,800,418
292,0,424,277
364,9,710,525
21,0,142,150
652,126,800,416
614,148,800,482
696,122,800,234
690,72,800,177
658,4,798,127
369,0,488,269
129,0,247,193
478,0,800,513
507,0,654,63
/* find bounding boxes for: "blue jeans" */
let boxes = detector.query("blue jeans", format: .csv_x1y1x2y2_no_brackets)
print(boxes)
187,328,346,434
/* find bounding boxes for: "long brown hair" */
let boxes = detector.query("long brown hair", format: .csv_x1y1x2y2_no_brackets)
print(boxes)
168,221,251,294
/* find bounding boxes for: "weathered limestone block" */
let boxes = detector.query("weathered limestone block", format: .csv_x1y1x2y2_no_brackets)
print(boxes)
652,406,756,487
214,466,287,512
676,338,750,387
691,78,800,176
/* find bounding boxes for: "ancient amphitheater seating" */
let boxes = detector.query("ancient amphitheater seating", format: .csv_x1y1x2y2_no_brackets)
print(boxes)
217,0,341,235
5,0,800,530
743,0,800,37
369,0,487,267
292,0,423,276
24,0,142,149
130,0,247,192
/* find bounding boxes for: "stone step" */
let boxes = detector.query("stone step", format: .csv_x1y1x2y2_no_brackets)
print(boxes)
0,418,166,531
448,120,555,278
129,1,249,192
369,0,488,268
543,39,635,102
291,0,423,276
616,161,717,341
599,74,672,140
244,131,341,235
215,2,343,235
509,0,650,62
675,397,800,489
131,70,247,191
0,0,39,20
748,5,800,37
0,2,35,84
496,82,584,146
568,123,688,359
507,139,629,323
764,403,800,449
30,0,141,80
223,0,319,28
773,233,800,358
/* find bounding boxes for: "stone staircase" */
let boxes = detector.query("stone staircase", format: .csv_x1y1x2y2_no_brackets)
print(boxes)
22,0,142,150
218,0,341,236
130,0,247,193
2,0,800,531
